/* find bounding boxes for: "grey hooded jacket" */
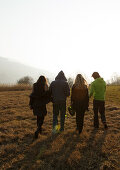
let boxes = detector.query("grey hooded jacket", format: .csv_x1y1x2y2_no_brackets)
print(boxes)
49,71,70,103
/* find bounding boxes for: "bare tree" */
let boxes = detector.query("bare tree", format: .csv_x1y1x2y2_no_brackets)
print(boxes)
108,73,120,85
17,76,34,85
68,77,74,88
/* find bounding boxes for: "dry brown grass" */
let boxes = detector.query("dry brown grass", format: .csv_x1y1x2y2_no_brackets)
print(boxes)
0,84,32,92
0,87,120,169
106,85,120,106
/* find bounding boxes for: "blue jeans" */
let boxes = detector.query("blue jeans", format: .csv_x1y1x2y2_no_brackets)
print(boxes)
53,103,66,131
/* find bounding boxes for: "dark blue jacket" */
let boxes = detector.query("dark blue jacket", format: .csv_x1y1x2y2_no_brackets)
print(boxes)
49,71,70,103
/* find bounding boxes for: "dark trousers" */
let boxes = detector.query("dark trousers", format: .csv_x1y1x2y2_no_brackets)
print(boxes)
53,103,66,131
36,115,45,132
76,110,85,132
73,101,86,133
93,100,106,127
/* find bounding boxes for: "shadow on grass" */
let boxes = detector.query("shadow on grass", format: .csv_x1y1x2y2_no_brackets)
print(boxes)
7,132,61,170
35,129,108,170
77,130,108,170
43,129,108,170
6,129,108,170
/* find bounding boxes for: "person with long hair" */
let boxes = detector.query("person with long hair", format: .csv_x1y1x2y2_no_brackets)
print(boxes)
71,74,89,134
29,76,50,138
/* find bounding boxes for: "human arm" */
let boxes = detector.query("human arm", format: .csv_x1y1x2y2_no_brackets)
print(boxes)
104,81,106,92
48,83,53,103
64,82,70,97
89,82,94,98
71,86,74,104
86,88,89,111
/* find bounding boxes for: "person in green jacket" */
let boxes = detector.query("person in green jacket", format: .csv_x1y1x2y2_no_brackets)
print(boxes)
89,72,108,129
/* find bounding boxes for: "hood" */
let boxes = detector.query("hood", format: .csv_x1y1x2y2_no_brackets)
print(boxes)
55,71,67,81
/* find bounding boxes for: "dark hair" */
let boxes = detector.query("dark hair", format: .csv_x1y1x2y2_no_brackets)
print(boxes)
92,72,100,79
33,76,47,96
37,76,46,85
33,76,47,94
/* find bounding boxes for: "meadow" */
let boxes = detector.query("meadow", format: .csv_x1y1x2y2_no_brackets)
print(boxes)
0,85,120,169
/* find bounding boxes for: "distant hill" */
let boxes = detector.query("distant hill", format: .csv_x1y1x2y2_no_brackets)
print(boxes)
0,57,54,84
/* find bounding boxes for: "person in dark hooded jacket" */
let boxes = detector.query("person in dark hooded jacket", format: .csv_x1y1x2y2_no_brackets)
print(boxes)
49,71,70,133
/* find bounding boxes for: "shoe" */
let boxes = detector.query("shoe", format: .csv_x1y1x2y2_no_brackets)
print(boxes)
94,126,99,129
60,128,64,132
76,128,79,131
104,124,108,129
52,129,57,134
39,128,42,134
79,130,82,134
34,131,38,139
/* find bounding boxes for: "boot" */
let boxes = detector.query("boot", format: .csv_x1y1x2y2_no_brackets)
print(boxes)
104,124,108,129
79,129,82,134
34,131,38,139
39,127,42,134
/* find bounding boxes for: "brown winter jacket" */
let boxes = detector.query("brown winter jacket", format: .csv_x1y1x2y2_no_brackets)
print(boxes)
71,85,89,110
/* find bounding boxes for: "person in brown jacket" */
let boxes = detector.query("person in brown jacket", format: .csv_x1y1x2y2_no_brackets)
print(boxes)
71,74,89,134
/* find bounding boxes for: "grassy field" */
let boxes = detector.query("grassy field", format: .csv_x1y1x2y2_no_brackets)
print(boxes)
0,84,32,92
106,85,120,106
0,86,120,169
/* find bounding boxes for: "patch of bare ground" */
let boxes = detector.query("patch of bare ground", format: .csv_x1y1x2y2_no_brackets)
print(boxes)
0,90,120,170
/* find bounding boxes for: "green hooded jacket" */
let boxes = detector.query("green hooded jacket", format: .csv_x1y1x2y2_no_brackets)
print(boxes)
89,78,106,101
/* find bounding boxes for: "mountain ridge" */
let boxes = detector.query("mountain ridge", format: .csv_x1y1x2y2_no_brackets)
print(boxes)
0,57,54,84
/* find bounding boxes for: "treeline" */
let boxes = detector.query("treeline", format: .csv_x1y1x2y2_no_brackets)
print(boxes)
16,76,74,87
0,76,73,92
106,74,120,85
0,74,120,92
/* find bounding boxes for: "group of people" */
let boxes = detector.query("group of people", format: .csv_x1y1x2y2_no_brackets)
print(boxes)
29,71,108,139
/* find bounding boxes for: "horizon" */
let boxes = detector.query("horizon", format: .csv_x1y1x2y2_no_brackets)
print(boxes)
0,56,120,85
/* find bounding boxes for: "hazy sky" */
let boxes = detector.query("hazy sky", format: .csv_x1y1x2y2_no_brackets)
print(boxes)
0,0,120,81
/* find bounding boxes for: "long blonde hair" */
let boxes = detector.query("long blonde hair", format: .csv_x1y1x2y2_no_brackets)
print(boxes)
74,74,88,88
